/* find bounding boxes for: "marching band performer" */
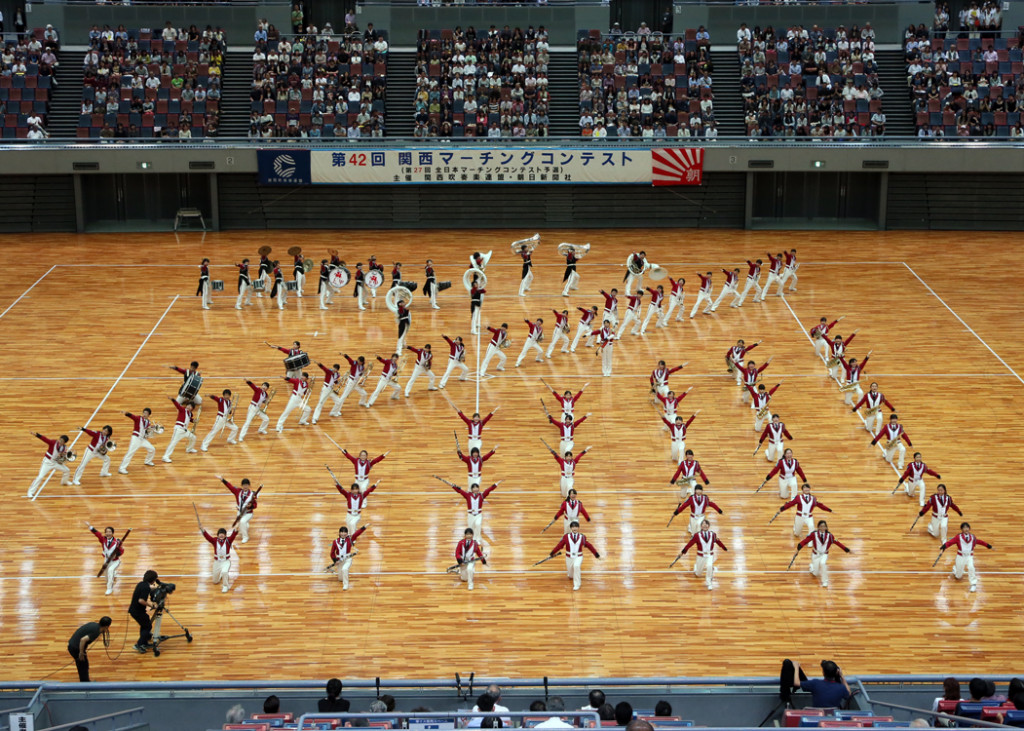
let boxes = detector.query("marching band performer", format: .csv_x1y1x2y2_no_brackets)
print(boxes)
455,528,487,591
29,432,71,496
515,318,545,367
275,373,312,432
470,274,485,334
455,407,497,453
318,259,332,309
778,483,832,538
670,449,711,498
709,267,741,312
404,343,437,396
367,256,384,299
335,479,379,533
478,324,509,376
763,252,785,298
171,361,202,405
337,354,370,411
765,448,806,499
545,383,588,420
592,320,618,377
268,340,305,379
546,310,571,358
656,388,692,427
439,335,469,388
161,397,197,462
353,262,367,311
293,252,306,297
749,382,781,432
639,285,665,335
871,413,911,471
549,521,600,591
197,257,212,310
896,452,940,507
396,298,411,354
690,271,713,318
599,289,619,328
73,425,114,485
810,316,842,359
391,261,403,289
366,354,402,407
726,339,761,385
570,305,599,352
659,276,685,325
796,520,850,588
544,443,591,497
425,259,440,309
449,481,499,538
561,246,580,296
759,414,793,462
270,260,287,310
311,362,343,424
197,519,238,593
623,251,649,293
737,357,774,404
826,331,858,380
852,382,894,434
329,525,366,590
939,522,992,593
219,476,258,543
86,523,124,595
780,248,799,292
651,360,685,398
237,380,272,441
733,259,763,307
235,259,252,309
341,448,388,490
678,519,728,590
257,250,273,293
616,289,644,338
918,484,961,544
663,412,699,464
672,484,723,536
554,488,591,534
549,412,590,456
518,243,534,296
200,389,237,452
118,409,157,473
841,352,872,405
457,445,498,490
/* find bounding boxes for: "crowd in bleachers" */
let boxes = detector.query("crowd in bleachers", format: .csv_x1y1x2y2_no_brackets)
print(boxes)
250,19,387,139
78,22,226,139
414,25,550,138
737,22,886,138
1,25,59,139
904,20,1024,137
577,27,716,139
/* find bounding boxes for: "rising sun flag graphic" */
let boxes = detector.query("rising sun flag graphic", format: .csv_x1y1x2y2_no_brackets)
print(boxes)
651,148,705,186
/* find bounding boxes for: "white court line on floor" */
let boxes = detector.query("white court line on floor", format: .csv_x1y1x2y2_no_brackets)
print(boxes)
0,264,57,321
903,262,1024,387
30,295,180,501
57,261,905,269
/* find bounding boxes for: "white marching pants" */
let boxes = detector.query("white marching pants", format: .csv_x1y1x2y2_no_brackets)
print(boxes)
201,280,212,308
355,283,366,310
319,284,333,309
565,554,583,590
570,322,595,352
459,560,476,589
562,270,580,296
466,511,483,538
335,556,353,589
103,558,120,593
765,439,784,462
809,551,829,587
345,511,362,535
734,278,762,306
479,344,506,375
559,437,575,456
276,282,287,310
337,377,368,411
29,457,71,496
545,328,570,357
201,414,237,451
237,403,269,441
404,364,436,396
602,310,619,329
295,271,305,297
275,393,310,431
212,558,231,591
952,554,977,588
782,267,798,291
710,284,737,311
670,438,686,465
516,336,544,366
678,478,697,500
928,514,949,544
661,294,684,324
120,435,155,471
764,272,784,296
559,475,574,498
162,425,196,461
74,448,111,484
883,442,907,471
690,290,712,317
312,384,341,423
236,512,253,542
793,514,814,537
236,282,252,309
754,409,769,432
843,383,864,406
366,375,401,406
470,306,481,334
519,268,533,296
687,512,705,535
693,553,716,589
600,344,614,376
616,310,639,338
439,358,469,387
779,476,798,499
639,304,661,334
863,409,884,434
813,338,829,360
468,437,482,454
903,478,927,507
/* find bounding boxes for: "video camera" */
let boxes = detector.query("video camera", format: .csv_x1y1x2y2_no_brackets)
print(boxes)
151,581,176,608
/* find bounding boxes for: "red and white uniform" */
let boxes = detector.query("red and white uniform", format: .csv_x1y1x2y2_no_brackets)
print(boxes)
516,320,544,366
759,419,792,461
459,448,495,488
690,272,713,318
853,389,893,433
367,356,401,407
555,497,590,532
404,346,437,395
872,421,911,470
198,261,212,308
224,479,258,541
29,434,71,496
657,391,689,421
767,457,806,499
550,532,599,590
781,250,799,290
661,277,687,323
749,383,780,430
201,394,238,451
733,260,763,306
681,529,727,589
71,428,112,485
336,356,369,411
455,537,486,589
343,451,385,488
552,450,587,496
780,493,832,536
572,307,598,351
452,483,497,535
663,414,696,464
439,335,470,387
727,342,759,374
550,415,587,453
710,268,739,310
311,364,343,423
675,493,722,534
764,253,785,294
651,364,683,395
798,529,848,587
841,356,869,404
942,532,991,590
479,327,508,375
336,481,378,532
162,401,196,461
600,290,619,324
826,333,856,378
671,459,710,497
811,319,839,341
920,493,962,543
275,377,311,431
91,527,124,592
552,390,584,420
592,325,617,376
639,287,665,333
617,292,643,337
458,411,493,452
120,412,157,471
202,528,238,590
238,381,271,441
330,526,366,588
546,310,571,356
899,460,939,506
738,361,770,402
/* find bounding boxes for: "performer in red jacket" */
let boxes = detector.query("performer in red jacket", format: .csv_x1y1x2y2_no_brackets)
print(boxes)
86,522,125,595
796,520,851,589
329,525,366,590
454,528,487,591
549,522,600,591
678,519,728,590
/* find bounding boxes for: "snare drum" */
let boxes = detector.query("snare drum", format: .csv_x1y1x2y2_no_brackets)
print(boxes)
284,281,299,292
365,270,385,289
179,372,203,402
437,281,453,292
211,280,225,292
284,352,311,371
252,280,266,291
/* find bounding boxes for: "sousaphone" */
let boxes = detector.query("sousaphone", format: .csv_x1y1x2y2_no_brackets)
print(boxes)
557,242,591,259
510,233,540,254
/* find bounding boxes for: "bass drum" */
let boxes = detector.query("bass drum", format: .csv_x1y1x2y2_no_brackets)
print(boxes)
365,270,385,289
328,266,351,289
463,268,487,293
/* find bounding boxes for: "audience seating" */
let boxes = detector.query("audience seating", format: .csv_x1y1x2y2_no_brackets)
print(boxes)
414,26,549,138
0,28,58,139
577,29,715,139
250,26,387,139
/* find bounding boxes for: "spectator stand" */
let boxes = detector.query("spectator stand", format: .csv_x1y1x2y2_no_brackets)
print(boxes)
904,26,1024,139
414,26,550,139
250,22,388,140
737,23,886,139
576,26,715,140
0,26,59,139
78,23,227,140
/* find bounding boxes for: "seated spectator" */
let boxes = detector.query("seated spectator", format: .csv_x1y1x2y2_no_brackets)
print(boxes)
537,697,572,728
654,700,672,717
319,678,350,713
264,695,281,714
530,701,547,713
598,704,615,722
468,693,496,729
615,702,634,726
968,678,995,702
791,660,850,708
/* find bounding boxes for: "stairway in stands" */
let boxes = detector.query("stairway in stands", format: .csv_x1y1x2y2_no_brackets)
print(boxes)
710,50,745,137
875,49,915,137
384,50,416,137
547,51,579,137
49,51,85,139
219,50,253,138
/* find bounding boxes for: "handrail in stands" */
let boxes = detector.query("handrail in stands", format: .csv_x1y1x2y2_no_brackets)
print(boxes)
862,698,1016,729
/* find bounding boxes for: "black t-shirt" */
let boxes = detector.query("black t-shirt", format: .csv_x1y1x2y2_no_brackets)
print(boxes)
129,581,152,614
318,697,351,713
68,622,103,653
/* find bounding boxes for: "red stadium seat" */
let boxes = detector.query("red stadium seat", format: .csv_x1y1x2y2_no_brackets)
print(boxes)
784,710,826,727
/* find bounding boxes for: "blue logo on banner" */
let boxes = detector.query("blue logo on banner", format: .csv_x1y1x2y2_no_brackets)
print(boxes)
258,149,311,185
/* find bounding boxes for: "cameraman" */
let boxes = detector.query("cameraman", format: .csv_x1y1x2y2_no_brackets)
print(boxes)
67,616,112,681
128,570,160,653
791,660,851,708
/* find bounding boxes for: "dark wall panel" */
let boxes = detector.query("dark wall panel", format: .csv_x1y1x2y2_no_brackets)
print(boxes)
0,175,76,233
886,174,1024,230
217,175,745,230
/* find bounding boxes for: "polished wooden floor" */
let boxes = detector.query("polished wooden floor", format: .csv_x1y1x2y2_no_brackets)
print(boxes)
1,230,1022,682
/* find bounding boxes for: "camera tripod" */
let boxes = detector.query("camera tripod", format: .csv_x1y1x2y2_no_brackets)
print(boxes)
150,604,193,657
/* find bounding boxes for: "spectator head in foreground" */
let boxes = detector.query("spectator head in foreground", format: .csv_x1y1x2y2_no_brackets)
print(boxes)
263,695,280,713
586,689,605,709
626,721,655,731
655,700,672,717
615,702,633,726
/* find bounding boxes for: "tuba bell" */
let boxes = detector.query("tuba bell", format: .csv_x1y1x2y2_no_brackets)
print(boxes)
510,233,540,254
470,251,492,272
386,285,414,314
558,242,591,259
463,268,487,293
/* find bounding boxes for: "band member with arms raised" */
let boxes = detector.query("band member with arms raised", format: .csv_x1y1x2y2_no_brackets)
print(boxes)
200,389,237,452
86,522,125,595
28,431,71,497
73,425,113,486
119,409,157,473
237,380,271,441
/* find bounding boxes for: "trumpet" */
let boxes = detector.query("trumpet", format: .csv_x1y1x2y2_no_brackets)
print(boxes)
510,233,540,254
260,387,277,414
98,440,117,456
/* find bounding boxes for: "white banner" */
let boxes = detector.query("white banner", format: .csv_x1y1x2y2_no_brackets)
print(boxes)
310,148,653,184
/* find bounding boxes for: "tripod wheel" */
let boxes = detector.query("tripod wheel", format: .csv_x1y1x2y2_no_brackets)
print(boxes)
186,631,193,643
153,647,161,657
